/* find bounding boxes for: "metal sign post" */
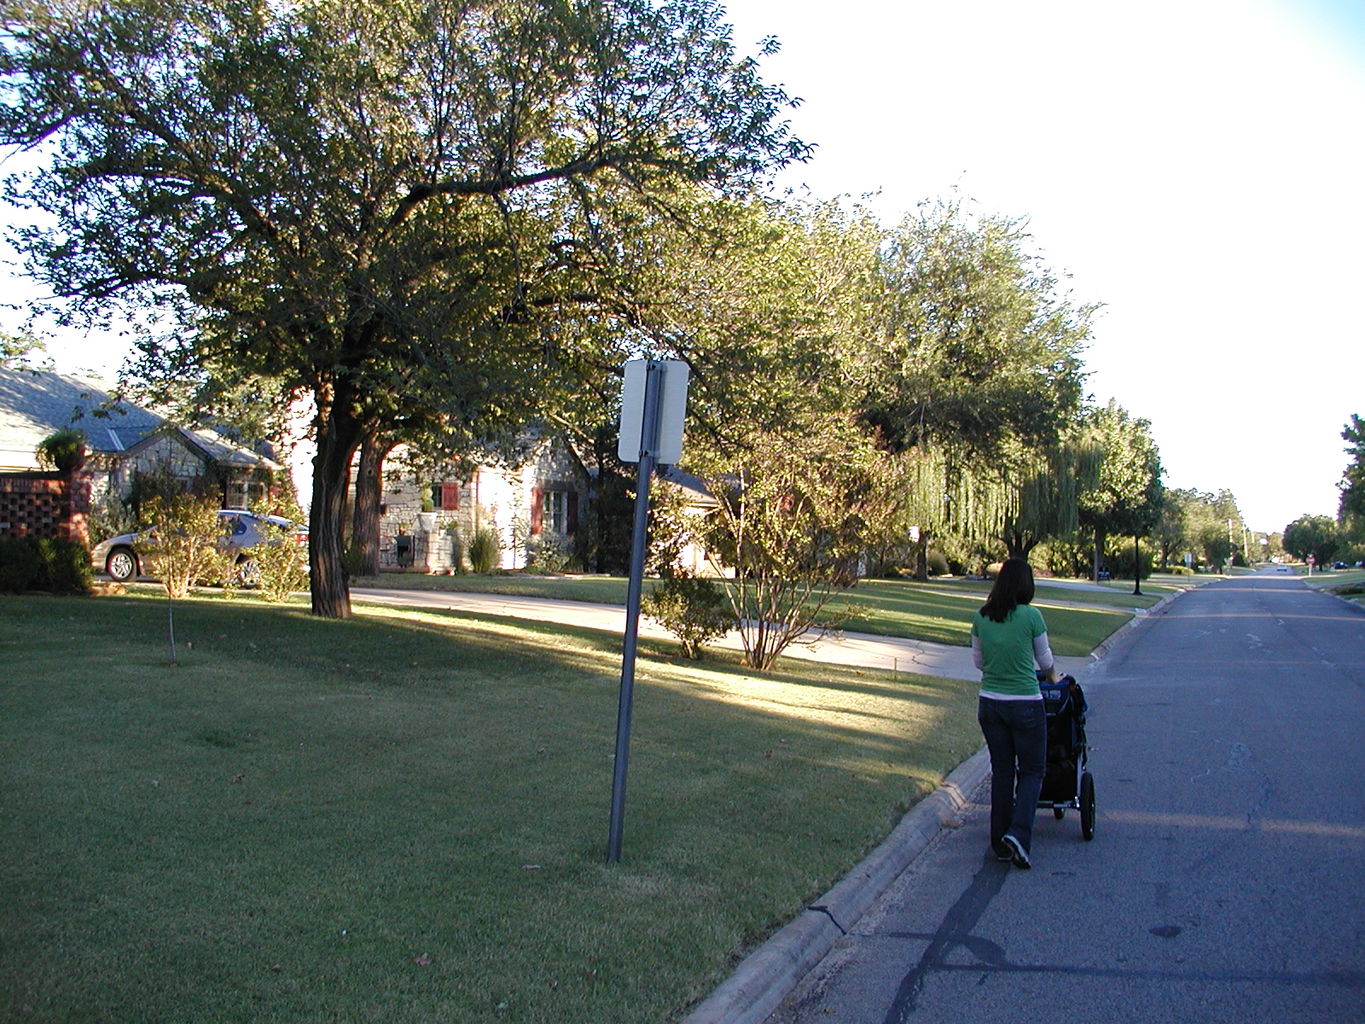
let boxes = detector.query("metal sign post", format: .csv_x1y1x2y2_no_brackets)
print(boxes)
607,359,687,863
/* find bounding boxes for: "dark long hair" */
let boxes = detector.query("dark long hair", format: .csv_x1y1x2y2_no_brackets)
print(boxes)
980,558,1036,623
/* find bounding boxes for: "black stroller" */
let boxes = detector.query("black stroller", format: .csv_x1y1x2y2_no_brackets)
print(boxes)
1037,673,1095,840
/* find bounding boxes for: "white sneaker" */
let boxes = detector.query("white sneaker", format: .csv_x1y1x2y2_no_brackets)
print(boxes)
1001,833,1031,869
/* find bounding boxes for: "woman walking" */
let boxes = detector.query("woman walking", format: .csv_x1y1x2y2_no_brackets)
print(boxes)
971,557,1058,869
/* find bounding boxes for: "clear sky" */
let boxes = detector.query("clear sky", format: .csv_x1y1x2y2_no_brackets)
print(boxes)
6,0,1363,534
719,0,1365,534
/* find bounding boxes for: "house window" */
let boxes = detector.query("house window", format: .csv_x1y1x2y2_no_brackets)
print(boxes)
226,477,266,510
532,487,577,536
543,490,568,535
429,482,461,510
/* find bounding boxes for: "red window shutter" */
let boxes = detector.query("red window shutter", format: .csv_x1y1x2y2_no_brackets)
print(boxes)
441,482,460,510
530,486,543,534
567,491,578,535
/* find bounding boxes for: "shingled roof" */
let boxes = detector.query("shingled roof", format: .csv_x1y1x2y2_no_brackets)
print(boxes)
0,367,279,472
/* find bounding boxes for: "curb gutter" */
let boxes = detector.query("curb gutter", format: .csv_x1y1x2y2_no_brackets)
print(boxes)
680,749,991,1024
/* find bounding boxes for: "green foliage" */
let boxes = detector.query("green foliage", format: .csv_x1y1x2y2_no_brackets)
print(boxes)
1283,515,1341,567
525,538,574,574
1339,414,1365,535
35,428,85,472
1,0,806,619
641,573,733,660
247,498,309,602
140,494,236,600
860,199,1092,459
1108,538,1155,580
0,536,93,594
926,549,951,576
693,413,886,670
466,527,501,575
88,487,138,546
0,329,45,367
1075,401,1164,576
127,464,210,520
1159,487,1246,570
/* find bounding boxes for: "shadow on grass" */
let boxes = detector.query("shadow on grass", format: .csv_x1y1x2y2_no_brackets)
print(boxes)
0,590,981,1024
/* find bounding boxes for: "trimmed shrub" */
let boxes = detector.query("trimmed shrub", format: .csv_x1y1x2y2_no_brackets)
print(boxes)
526,538,574,574
0,536,93,595
642,573,733,660
0,537,43,592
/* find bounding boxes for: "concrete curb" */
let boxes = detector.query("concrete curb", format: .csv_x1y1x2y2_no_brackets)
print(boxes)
679,749,991,1024
1087,588,1182,661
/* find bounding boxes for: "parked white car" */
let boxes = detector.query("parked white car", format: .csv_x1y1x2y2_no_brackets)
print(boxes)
92,509,308,582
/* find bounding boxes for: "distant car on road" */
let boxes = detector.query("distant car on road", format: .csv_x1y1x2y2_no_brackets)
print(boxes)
92,509,308,582
1331,561,1349,570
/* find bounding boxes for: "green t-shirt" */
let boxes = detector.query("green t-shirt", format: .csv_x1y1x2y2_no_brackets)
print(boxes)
971,604,1047,697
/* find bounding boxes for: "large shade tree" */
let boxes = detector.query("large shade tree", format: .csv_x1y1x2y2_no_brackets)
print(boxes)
857,200,1093,577
1075,401,1164,583
1339,414,1365,539
1,0,806,616
1283,514,1341,568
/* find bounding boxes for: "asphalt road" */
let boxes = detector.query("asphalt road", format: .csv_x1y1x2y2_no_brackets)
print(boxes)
765,571,1365,1024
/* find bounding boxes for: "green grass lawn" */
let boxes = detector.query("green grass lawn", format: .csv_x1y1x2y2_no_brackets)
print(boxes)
354,572,1171,657
1,591,983,1024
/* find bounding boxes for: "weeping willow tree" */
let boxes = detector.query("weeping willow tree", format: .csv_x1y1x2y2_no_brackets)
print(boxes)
897,430,1103,574
993,435,1102,558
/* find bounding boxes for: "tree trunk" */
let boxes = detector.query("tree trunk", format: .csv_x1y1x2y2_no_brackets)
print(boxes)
351,431,390,577
309,392,364,618
1132,534,1142,596
913,531,929,581
1092,529,1107,581
1003,528,1037,561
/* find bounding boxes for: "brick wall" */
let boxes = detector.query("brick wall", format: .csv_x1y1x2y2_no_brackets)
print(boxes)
0,471,91,546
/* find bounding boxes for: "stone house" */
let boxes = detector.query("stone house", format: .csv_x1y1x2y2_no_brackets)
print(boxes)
0,368,284,543
374,436,589,572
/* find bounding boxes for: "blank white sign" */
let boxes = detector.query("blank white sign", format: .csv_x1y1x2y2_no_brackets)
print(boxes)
618,359,689,463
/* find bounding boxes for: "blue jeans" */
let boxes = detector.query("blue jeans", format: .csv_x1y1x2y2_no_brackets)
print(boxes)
978,696,1047,853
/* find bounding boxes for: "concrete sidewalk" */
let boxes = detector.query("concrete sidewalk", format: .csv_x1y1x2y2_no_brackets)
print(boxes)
350,586,1093,682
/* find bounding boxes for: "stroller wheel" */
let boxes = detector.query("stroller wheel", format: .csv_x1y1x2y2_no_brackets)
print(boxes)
1053,806,1065,820
1080,771,1096,840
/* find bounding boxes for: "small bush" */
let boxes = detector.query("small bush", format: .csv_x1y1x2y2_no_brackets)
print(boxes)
248,528,309,602
642,573,733,660
0,537,44,592
0,536,92,595
89,488,138,546
140,494,235,599
467,527,501,574
526,538,573,574
927,549,950,576
249,499,309,602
